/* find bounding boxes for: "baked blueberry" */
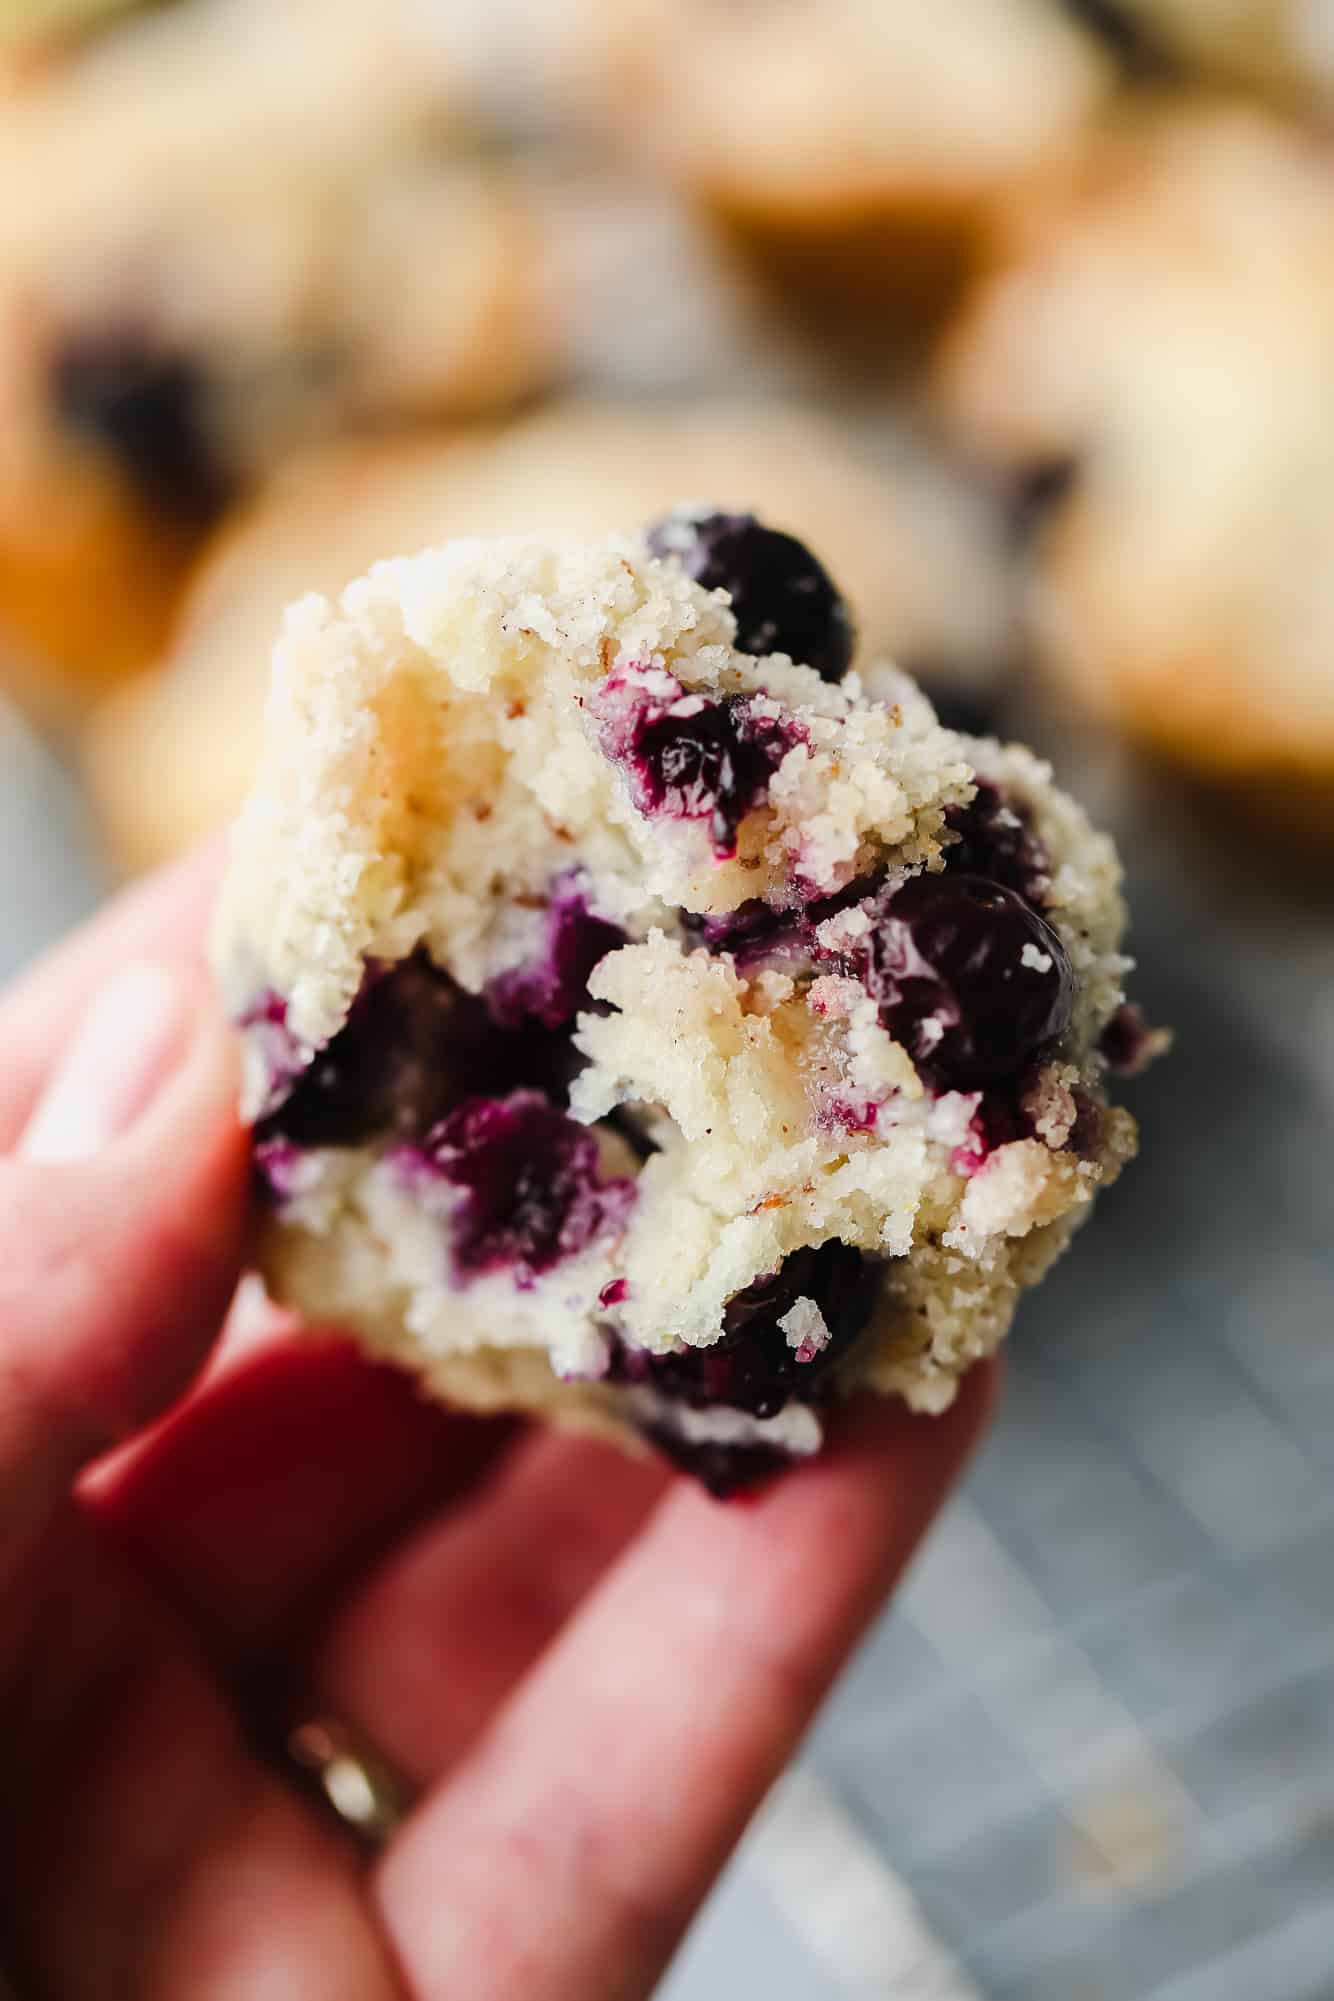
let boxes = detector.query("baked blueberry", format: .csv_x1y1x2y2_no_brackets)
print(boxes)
679,896,797,965
612,1241,879,1421
850,873,1074,1090
257,893,624,1155
256,956,487,1152
52,333,229,521
1059,0,1168,78
637,1429,792,1498
944,780,1051,904
1007,458,1078,545
411,1091,635,1288
1099,1000,1162,1077
598,669,798,858
486,878,626,1032
647,508,854,683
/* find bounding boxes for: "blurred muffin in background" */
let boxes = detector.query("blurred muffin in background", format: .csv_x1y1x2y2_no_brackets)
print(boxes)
545,0,1116,362
0,0,550,721
936,104,1334,851
83,395,1020,872
1088,1,1334,104
0,0,148,69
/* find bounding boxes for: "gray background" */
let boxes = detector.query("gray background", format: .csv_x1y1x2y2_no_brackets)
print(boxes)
7,704,1333,1999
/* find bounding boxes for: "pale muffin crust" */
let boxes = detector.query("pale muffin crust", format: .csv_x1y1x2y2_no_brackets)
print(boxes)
216,532,1138,1474
936,105,1334,827
538,0,1115,353
0,0,547,706
553,0,1112,222
86,400,1018,872
1101,0,1334,103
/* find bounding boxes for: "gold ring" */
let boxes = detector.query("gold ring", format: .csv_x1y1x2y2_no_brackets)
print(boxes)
286,1717,407,1846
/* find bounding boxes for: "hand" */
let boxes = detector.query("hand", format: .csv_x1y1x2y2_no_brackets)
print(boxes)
0,849,994,2001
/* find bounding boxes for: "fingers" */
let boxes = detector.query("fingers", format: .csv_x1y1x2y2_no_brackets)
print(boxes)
3,1515,405,2001
0,841,224,1148
312,1428,672,1789
376,1369,996,2001
92,1335,517,1680
0,961,248,1579
20,960,201,1164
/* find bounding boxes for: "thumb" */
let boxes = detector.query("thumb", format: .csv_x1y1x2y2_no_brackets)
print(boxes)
0,962,248,1576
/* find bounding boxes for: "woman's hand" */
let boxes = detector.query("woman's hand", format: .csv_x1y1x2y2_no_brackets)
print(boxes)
0,849,993,2000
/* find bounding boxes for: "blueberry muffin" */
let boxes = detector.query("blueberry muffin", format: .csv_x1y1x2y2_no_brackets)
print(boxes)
213,521,1142,1493
1074,1,1334,102
84,399,1019,872
552,0,1115,355
937,106,1334,847
0,0,548,716
0,0,146,64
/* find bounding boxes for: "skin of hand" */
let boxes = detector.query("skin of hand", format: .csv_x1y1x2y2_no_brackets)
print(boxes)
0,846,995,2001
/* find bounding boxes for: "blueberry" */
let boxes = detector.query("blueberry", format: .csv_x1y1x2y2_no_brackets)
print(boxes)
52,333,230,520
611,1241,879,1421
1058,0,1169,79
1099,1001,1159,1077
857,873,1074,1090
677,876,870,969
487,879,625,1031
1008,459,1077,546
237,989,308,1122
647,508,854,683
255,916,620,1157
599,1106,660,1164
944,781,1050,905
421,1091,635,1287
606,682,796,858
255,956,486,1152
1067,1085,1105,1156
679,897,797,965
637,1428,793,1498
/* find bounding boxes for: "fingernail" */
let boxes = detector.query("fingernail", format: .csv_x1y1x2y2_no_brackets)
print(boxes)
20,962,196,1165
